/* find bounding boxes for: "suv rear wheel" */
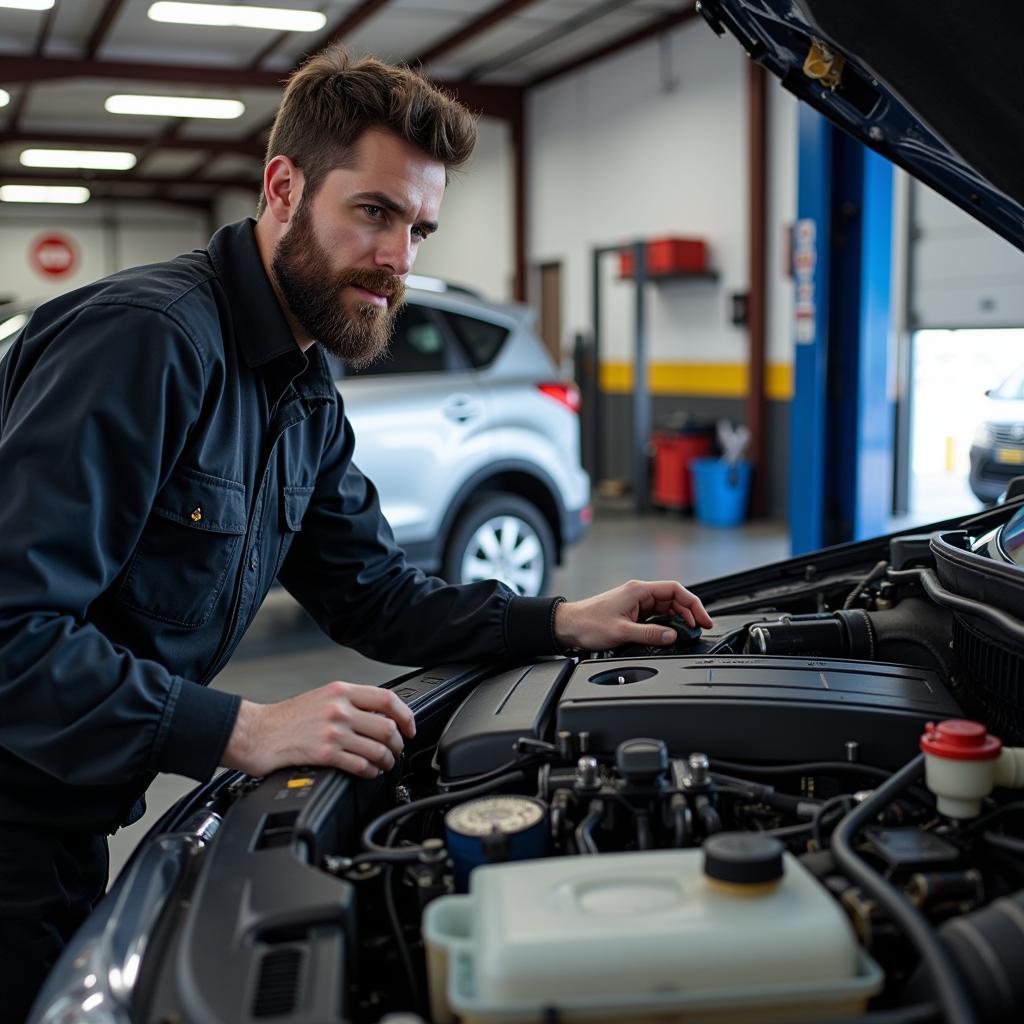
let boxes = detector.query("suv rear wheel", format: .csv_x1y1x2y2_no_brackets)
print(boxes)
442,492,554,597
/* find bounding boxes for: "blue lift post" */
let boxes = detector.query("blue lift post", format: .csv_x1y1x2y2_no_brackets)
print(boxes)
789,106,895,555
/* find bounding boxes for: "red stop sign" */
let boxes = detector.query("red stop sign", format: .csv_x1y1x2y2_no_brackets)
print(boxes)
30,234,78,277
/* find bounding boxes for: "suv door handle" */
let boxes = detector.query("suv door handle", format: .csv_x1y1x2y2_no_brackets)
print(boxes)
442,394,483,424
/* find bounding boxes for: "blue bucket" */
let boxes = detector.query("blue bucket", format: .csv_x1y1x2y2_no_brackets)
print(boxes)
690,458,752,527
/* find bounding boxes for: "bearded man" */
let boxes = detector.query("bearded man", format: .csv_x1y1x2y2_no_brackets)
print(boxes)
0,45,712,1020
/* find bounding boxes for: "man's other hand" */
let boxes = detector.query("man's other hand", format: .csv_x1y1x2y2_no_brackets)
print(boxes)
554,579,714,653
222,681,416,779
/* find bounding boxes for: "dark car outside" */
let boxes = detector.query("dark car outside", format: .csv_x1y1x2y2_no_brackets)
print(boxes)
969,366,1024,503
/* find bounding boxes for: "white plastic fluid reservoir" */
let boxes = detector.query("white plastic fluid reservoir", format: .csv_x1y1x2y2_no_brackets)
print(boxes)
423,841,883,1024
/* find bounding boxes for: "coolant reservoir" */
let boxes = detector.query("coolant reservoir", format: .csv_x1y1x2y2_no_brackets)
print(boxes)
424,835,882,1024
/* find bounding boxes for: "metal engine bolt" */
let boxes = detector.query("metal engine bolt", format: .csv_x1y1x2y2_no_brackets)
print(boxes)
687,752,710,788
575,755,600,790
845,740,860,763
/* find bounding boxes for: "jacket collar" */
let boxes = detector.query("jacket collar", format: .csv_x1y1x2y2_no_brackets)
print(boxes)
207,217,302,369
207,218,335,402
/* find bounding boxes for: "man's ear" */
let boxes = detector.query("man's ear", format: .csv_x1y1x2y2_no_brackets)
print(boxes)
262,155,305,225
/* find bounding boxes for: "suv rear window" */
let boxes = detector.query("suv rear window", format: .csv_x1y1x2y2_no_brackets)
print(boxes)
344,303,449,377
443,311,509,368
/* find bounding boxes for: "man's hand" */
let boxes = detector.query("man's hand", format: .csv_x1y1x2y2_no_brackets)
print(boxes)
221,681,416,779
554,579,714,652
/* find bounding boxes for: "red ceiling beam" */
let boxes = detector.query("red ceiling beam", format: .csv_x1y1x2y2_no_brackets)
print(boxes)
529,3,699,87
85,0,130,60
0,129,264,157
410,0,540,68
0,55,288,88
0,168,260,191
0,55,522,118
5,0,58,132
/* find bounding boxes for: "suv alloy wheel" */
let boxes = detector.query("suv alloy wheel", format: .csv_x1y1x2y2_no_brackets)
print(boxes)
442,492,555,596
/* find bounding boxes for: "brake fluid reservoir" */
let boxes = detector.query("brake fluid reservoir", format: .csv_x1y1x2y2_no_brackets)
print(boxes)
424,834,882,1024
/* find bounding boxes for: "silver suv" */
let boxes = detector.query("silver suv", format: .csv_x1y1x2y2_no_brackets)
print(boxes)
0,289,591,596
326,278,591,596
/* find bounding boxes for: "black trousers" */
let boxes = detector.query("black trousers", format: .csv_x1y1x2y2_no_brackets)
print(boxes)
0,826,109,1024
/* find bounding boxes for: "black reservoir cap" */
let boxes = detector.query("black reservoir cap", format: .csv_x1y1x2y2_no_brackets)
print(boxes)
703,832,784,885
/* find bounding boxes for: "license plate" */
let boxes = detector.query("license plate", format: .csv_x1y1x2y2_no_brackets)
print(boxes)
995,447,1024,464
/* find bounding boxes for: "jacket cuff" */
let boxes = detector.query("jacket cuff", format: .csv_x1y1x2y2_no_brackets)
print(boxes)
155,677,242,781
504,595,565,658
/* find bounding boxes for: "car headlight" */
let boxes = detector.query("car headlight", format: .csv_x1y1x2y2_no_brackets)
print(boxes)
29,812,221,1024
973,423,994,446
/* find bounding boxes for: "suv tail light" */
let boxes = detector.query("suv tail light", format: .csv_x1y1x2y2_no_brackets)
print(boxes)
537,382,580,413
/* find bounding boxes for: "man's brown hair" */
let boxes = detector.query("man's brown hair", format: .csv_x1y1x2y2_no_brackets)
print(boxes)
257,45,477,215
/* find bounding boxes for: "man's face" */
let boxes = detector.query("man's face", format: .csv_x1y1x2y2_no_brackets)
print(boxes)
271,129,446,367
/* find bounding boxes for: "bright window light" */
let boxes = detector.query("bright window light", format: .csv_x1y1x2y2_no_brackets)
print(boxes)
0,2,56,11
20,149,138,171
148,2,325,31
0,89,9,107
105,94,245,119
0,185,91,204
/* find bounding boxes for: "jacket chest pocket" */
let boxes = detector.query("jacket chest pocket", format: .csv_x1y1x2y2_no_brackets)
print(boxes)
274,484,315,579
118,468,247,628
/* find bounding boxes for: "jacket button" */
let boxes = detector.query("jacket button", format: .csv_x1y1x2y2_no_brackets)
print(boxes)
250,553,259,571
190,507,202,522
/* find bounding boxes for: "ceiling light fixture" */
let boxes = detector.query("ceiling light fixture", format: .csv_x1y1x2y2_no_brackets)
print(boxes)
148,2,326,31
0,185,91,204
0,1,56,11
20,149,138,171
105,94,245,119
0,89,9,107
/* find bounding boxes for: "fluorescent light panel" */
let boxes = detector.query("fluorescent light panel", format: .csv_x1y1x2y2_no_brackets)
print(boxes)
0,1,56,11
0,185,91,204
148,2,325,31
105,94,245,119
21,149,138,171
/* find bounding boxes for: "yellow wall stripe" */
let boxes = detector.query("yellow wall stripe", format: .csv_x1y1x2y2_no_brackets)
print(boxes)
599,361,793,401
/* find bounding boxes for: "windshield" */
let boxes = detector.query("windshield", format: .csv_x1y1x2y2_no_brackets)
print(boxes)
990,365,1024,400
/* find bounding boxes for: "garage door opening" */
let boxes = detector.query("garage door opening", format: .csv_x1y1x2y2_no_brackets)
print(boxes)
909,327,1024,519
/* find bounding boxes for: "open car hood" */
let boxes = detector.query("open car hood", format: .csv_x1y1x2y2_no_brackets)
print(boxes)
698,0,1024,252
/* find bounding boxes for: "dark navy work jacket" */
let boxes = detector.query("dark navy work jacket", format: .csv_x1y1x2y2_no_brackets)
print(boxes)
0,220,559,833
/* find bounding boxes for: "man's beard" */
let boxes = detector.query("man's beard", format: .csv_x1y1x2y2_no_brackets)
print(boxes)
271,200,406,368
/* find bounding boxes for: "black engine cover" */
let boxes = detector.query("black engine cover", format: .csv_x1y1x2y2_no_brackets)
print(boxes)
557,656,962,768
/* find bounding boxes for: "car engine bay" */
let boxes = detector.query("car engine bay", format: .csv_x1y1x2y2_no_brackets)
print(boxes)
113,503,1024,1024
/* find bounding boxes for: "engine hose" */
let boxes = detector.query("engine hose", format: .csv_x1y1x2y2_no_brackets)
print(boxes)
888,568,1024,645
831,754,977,1024
357,770,527,862
575,799,604,855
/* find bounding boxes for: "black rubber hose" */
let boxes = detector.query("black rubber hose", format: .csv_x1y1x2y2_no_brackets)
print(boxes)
359,770,527,860
888,567,1024,644
575,799,603,855
712,758,891,782
831,754,977,1024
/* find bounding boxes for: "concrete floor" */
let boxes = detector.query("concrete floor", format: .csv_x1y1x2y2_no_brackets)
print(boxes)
107,505,789,879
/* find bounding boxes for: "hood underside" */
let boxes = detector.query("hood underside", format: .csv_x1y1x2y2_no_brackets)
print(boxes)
699,0,1024,251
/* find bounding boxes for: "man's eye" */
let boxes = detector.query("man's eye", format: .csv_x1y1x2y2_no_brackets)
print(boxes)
412,226,430,241
364,205,384,219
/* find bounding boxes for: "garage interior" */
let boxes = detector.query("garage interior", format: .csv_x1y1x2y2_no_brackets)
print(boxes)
2,1,1024,880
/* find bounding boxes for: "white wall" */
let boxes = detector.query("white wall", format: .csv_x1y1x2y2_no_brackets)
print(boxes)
0,202,209,307
911,180,1024,328
408,116,514,300
526,22,798,371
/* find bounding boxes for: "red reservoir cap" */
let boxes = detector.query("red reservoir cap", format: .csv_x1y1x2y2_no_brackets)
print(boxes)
921,719,1002,761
